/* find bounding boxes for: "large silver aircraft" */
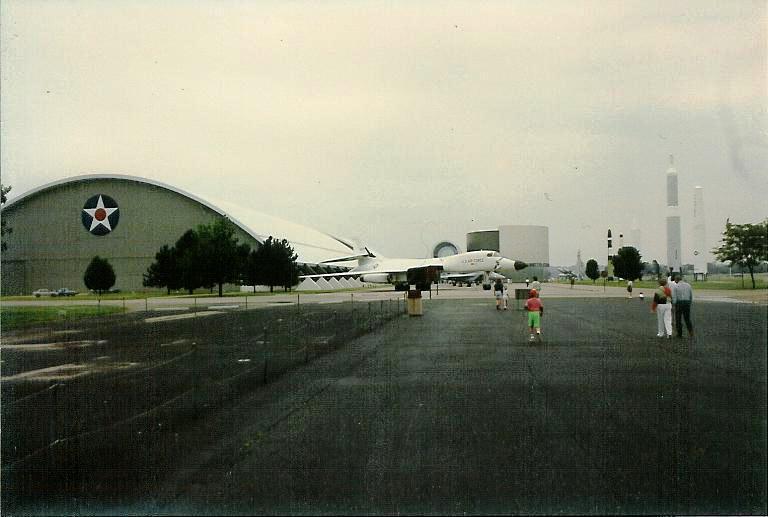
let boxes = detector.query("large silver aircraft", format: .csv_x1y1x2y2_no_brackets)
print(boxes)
302,248,527,291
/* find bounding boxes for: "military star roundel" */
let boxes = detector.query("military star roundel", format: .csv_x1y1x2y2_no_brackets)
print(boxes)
81,195,120,235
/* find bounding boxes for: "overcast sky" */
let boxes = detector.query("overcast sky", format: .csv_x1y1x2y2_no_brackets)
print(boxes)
2,1,766,265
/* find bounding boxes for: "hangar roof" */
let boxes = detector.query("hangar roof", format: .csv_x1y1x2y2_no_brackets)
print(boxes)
4,174,355,265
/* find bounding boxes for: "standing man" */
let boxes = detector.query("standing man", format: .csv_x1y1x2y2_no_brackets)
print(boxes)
626,279,633,298
672,274,694,338
493,278,506,310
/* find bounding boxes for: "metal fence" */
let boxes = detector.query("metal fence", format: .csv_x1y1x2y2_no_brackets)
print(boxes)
1,297,406,497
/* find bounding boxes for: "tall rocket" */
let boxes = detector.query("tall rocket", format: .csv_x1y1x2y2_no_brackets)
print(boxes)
607,228,614,276
666,155,682,273
693,186,706,274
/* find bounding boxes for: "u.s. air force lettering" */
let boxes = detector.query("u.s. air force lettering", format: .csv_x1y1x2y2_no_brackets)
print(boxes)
81,195,119,235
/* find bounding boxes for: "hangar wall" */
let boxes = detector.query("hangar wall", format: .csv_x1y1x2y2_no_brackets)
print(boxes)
1,176,258,295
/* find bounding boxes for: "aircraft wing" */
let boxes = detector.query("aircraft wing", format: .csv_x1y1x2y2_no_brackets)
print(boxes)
301,263,443,278
300,271,361,279
441,272,483,283
442,271,506,284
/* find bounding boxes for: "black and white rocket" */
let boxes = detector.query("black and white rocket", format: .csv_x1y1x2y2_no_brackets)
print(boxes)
666,155,682,273
607,228,614,276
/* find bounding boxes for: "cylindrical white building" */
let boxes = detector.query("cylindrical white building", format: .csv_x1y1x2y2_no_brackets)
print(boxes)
497,225,549,266
466,225,549,280
666,155,682,273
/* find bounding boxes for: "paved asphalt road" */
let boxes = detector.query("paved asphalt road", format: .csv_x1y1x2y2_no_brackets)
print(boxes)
3,289,766,515
143,295,766,515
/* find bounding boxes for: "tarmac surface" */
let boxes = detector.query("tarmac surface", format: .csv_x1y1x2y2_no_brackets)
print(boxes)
157,293,763,514
3,286,767,515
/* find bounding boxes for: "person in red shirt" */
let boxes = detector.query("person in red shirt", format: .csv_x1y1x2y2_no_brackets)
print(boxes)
525,289,544,342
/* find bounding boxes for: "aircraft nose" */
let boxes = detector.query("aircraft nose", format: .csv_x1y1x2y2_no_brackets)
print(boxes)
514,260,528,271
496,258,518,272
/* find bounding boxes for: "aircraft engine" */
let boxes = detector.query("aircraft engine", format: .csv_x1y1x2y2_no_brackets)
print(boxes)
360,273,390,284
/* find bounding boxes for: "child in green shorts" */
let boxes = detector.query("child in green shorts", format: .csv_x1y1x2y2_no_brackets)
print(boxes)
525,289,544,342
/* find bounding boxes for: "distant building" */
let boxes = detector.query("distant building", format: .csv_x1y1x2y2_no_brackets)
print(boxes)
1,174,355,295
467,225,549,280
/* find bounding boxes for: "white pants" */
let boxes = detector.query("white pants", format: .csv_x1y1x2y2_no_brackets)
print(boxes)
656,304,672,336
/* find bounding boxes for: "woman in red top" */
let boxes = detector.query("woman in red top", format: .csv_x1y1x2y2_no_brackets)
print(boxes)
651,279,673,338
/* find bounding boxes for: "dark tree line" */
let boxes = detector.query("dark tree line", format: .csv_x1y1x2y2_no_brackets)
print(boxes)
143,218,299,296
243,235,299,293
612,246,643,281
713,218,768,289
584,247,644,283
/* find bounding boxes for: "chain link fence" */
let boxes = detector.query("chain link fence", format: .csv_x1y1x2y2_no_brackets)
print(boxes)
1,297,406,500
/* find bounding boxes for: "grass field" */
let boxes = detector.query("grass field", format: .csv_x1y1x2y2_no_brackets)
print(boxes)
0,305,124,330
0,286,379,302
564,273,767,291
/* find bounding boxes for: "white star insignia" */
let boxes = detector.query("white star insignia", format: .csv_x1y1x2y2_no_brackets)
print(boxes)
83,195,118,232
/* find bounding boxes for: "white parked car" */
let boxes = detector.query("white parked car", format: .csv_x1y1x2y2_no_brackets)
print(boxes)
32,288,55,297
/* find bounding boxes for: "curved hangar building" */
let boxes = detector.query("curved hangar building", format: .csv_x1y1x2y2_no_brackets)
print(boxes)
0,174,355,295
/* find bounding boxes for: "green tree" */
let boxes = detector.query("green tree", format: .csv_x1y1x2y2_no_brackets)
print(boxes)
612,246,643,281
174,229,205,294
246,236,299,292
84,256,116,295
274,238,299,291
143,244,181,294
713,218,768,289
585,259,600,283
245,245,266,293
1,184,11,252
196,218,250,297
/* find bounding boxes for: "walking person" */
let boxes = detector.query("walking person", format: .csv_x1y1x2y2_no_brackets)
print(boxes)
651,279,673,338
531,276,541,295
493,278,507,310
525,289,544,343
672,274,694,338
626,279,633,298
667,271,678,333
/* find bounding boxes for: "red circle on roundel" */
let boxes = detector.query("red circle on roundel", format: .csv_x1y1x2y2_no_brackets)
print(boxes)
95,208,107,221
